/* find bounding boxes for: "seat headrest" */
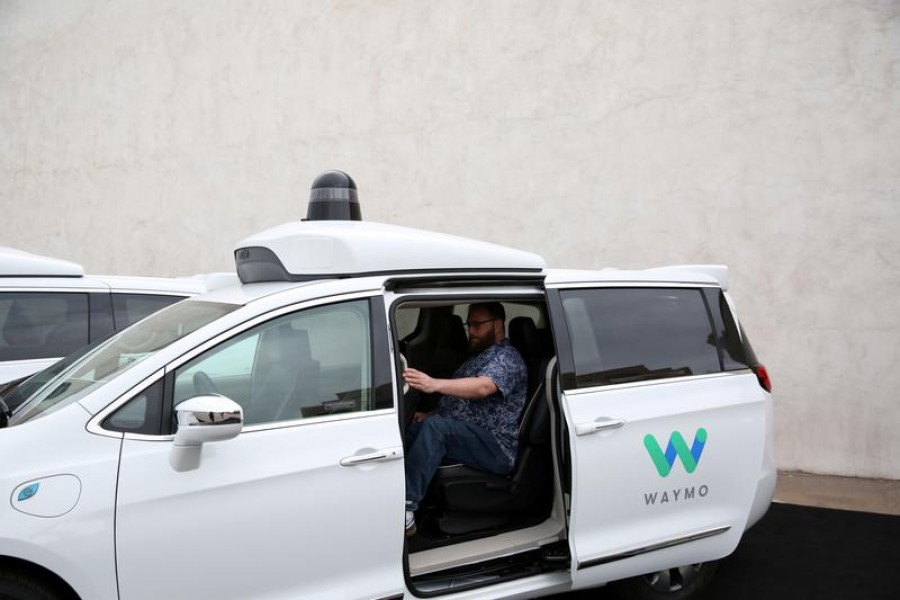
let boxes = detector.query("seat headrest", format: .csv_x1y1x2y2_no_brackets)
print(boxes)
434,313,466,347
262,324,312,362
3,301,30,346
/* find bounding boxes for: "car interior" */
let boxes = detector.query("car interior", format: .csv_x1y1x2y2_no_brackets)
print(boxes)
0,296,85,361
395,300,571,588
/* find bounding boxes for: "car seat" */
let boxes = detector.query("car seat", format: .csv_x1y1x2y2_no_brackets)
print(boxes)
509,316,544,397
249,323,320,424
403,307,467,379
430,358,556,535
402,307,468,415
1,300,44,358
43,320,89,358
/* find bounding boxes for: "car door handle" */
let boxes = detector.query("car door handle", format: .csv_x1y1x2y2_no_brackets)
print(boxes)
574,418,625,437
340,447,404,467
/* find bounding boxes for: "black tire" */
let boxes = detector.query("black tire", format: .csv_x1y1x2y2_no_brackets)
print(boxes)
0,570,64,600
610,561,719,600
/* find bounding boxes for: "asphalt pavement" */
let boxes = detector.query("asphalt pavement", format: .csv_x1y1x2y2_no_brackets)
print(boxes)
551,502,898,600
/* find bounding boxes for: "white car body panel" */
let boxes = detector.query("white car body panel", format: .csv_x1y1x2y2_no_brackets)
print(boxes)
747,389,777,528
115,413,405,600
0,405,121,600
561,373,767,588
0,247,84,277
544,267,724,289
0,357,58,384
0,276,207,295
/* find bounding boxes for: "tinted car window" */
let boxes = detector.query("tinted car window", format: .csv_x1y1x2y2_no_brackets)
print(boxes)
702,288,756,370
560,287,721,388
395,307,420,340
0,292,89,361
10,300,238,426
103,378,166,434
174,299,374,427
113,293,186,330
0,339,103,413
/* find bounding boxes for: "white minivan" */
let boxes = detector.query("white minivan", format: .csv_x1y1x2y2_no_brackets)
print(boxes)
0,172,775,600
0,247,233,386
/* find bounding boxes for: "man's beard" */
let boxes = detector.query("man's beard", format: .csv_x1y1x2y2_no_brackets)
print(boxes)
468,328,496,354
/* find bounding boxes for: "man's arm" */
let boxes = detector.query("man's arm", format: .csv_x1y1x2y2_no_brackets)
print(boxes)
403,368,498,400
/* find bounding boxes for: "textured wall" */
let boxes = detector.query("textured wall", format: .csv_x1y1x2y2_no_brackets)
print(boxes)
1,1,898,478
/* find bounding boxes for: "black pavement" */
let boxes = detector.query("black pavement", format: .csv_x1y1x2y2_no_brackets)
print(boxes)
553,503,899,600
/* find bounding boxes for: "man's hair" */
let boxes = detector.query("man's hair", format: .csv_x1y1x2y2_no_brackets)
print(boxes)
470,301,506,322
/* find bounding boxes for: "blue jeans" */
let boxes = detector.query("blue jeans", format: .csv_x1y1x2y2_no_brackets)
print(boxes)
405,415,513,511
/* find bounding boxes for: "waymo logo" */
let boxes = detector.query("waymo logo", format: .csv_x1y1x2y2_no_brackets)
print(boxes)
643,428,707,477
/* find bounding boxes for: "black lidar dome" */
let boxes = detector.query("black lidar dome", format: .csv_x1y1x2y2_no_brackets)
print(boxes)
306,170,362,221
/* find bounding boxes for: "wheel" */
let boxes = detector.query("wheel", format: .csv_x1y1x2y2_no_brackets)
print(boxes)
611,561,718,600
0,570,65,600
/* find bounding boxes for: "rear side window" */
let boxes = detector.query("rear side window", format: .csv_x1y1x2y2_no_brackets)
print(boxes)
702,288,757,370
0,292,89,361
560,287,721,388
112,293,187,330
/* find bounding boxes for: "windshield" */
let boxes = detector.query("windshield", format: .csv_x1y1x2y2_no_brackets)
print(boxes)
9,300,239,426
0,338,105,416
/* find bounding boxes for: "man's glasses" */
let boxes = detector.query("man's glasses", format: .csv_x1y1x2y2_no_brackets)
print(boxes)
464,318,496,330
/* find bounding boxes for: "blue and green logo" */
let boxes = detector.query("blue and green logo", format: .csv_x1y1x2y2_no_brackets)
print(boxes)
643,428,707,477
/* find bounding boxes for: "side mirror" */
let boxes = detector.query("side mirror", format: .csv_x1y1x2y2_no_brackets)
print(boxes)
173,395,243,447
170,395,243,472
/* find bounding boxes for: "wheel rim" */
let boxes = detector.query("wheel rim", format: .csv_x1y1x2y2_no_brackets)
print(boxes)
641,563,705,592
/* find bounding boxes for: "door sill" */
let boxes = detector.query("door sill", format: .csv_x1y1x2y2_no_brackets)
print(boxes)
410,542,570,597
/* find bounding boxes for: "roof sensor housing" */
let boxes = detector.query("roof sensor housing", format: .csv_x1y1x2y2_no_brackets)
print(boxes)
305,170,361,222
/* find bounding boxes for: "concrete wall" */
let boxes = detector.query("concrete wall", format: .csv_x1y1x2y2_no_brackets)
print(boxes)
1,1,898,479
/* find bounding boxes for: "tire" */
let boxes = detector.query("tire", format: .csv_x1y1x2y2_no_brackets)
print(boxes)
0,570,64,600
610,560,719,600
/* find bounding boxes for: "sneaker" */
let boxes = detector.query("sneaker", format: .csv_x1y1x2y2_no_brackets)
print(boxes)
405,510,417,537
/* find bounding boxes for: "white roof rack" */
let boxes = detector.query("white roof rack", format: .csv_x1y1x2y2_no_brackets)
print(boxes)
0,246,84,277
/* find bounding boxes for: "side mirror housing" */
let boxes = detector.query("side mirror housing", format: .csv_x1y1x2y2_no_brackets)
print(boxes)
173,395,243,448
170,395,243,472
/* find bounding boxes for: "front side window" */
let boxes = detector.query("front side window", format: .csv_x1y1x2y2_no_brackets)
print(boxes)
561,287,721,388
103,378,165,434
10,300,238,425
0,292,89,361
173,299,373,427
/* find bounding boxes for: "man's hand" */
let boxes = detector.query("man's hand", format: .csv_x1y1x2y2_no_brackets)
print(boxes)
404,368,499,400
404,368,439,394
412,411,432,423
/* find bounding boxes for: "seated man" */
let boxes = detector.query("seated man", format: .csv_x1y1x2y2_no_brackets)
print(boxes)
402,302,527,537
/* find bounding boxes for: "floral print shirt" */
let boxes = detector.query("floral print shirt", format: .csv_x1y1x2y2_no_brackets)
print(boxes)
438,339,527,466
